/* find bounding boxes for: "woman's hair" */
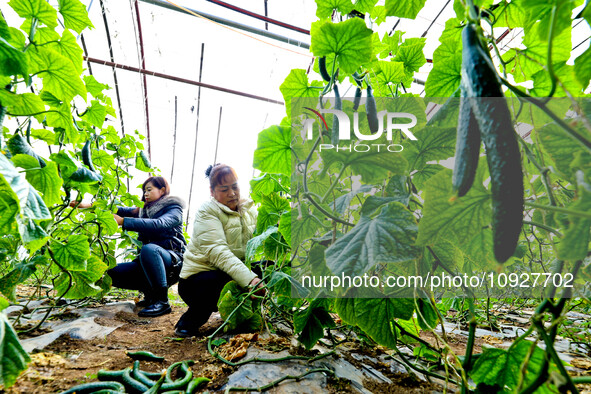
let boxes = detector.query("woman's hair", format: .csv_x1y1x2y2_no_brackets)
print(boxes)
141,176,170,203
206,164,237,190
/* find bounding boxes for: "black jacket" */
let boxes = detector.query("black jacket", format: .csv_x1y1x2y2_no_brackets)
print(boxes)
117,196,187,255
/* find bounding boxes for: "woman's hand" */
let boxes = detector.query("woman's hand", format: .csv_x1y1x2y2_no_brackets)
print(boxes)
113,214,124,226
248,277,266,298
69,201,93,209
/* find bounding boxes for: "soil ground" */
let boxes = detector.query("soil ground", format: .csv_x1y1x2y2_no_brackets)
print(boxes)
7,299,447,393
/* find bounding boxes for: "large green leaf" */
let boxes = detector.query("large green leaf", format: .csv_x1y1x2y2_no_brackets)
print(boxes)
354,297,415,348
278,210,291,247
0,183,19,234
18,218,49,254
0,153,50,220
417,169,491,247
326,201,419,277
321,144,408,184
394,37,426,74
402,126,456,170
256,192,290,233
91,150,115,170
0,38,28,81
8,0,58,28
493,0,530,28
0,261,36,300
315,0,354,18
0,313,31,387
246,226,278,261
93,208,118,236
376,61,406,85
503,21,571,84
471,340,546,390
217,281,262,332
537,123,591,183
556,177,591,261
0,90,44,117
310,18,373,74
425,49,462,97
574,45,591,90
54,255,107,299
279,69,322,118
50,234,90,271
12,154,62,206
294,298,335,349
50,29,83,73
83,75,110,98
355,0,378,13
82,100,106,128
253,125,291,176
27,46,86,102
291,206,324,245
384,0,426,19
58,0,94,34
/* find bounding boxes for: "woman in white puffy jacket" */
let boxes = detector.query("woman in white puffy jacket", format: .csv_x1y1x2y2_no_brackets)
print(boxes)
174,163,263,337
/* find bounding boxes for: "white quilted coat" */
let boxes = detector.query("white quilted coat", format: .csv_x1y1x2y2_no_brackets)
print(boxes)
179,198,258,288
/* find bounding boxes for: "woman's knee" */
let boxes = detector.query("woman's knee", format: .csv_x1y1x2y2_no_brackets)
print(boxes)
140,243,161,259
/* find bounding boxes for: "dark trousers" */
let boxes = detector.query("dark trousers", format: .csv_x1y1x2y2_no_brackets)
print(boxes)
108,243,175,293
176,262,267,330
177,270,232,329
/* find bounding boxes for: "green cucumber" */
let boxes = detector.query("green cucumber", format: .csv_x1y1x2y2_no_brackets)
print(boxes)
122,367,150,393
97,369,126,381
82,139,96,172
332,84,342,146
7,134,46,167
461,23,523,263
132,360,156,387
352,86,362,111
126,350,165,362
452,85,481,197
144,371,166,394
186,376,211,393
162,361,194,390
366,85,379,134
58,381,125,394
318,57,331,82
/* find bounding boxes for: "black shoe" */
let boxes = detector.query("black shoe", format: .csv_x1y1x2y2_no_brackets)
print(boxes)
174,325,199,338
136,296,152,308
138,301,171,317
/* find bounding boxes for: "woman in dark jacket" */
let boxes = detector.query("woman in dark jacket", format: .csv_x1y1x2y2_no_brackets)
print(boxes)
76,176,186,317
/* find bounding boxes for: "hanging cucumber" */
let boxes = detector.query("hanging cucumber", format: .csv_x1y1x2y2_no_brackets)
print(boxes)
318,56,331,82
7,134,46,167
352,86,362,111
452,85,481,197
461,23,523,263
332,84,342,146
82,139,97,172
366,85,379,134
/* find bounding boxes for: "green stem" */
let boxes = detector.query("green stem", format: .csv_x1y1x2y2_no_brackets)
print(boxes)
573,376,591,384
516,135,556,206
500,78,591,154
463,299,477,374
522,220,563,237
533,318,579,394
321,165,347,204
542,5,558,102
525,201,591,220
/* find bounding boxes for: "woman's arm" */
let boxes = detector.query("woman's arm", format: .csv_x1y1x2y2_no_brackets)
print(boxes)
122,205,182,233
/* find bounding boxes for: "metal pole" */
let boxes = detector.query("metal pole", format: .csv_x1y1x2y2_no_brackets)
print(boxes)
139,0,310,49
170,95,178,182
186,43,205,224
83,56,284,105
213,106,223,165
133,0,152,160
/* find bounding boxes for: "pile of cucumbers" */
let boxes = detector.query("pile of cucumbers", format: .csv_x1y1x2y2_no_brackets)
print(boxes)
59,351,210,394
453,22,524,263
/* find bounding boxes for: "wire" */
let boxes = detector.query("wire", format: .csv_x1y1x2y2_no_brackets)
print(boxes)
161,0,313,58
